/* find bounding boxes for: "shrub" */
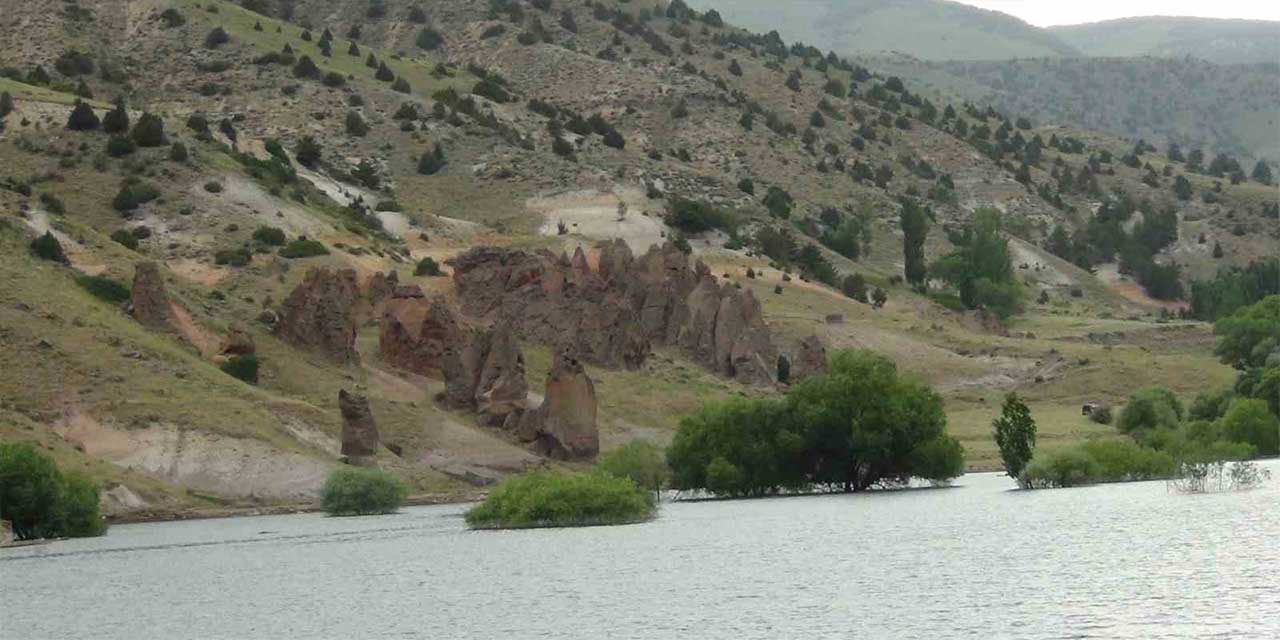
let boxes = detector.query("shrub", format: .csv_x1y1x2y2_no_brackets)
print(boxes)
0,442,106,540
102,97,129,133
320,467,408,516
30,232,68,264
1088,405,1113,425
253,226,287,246
214,247,252,267
220,355,259,384
279,239,329,258
993,393,1036,480
596,440,670,493
106,135,136,157
169,141,188,162
293,55,320,79
464,471,656,529
1020,448,1101,489
111,229,139,250
664,197,731,233
205,26,230,48
131,113,167,147
1219,398,1279,456
391,77,411,93
414,257,442,276
416,28,444,50
322,71,346,87
295,136,322,167
204,180,223,193
417,143,446,175
1118,387,1184,433
75,274,131,304
345,110,369,136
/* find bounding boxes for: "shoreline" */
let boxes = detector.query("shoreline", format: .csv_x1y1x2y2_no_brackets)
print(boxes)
102,491,485,526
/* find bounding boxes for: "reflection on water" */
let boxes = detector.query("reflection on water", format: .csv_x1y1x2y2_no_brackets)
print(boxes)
4,465,1279,639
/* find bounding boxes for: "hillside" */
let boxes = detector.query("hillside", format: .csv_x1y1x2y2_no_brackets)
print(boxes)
684,0,1081,60
0,0,1272,519
1050,17,1280,65
866,55,1280,163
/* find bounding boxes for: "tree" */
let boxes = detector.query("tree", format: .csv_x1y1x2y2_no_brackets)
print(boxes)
416,27,444,50
930,208,1022,317
1213,296,1280,370
1252,160,1273,186
1219,399,1278,456
993,393,1036,480
101,96,129,133
375,61,395,82
763,186,793,219
293,55,320,79
871,287,888,308
418,143,446,175
1173,175,1193,200
842,273,868,302
295,135,322,167
66,99,100,130
0,442,105,540
204,26,230,48
130,112,166,147
1118,387,1184,433
728,59,742,76
0,91,13,119
596,440,670,493
900,199,929,289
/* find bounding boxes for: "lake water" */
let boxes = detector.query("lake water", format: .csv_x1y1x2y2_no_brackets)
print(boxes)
4,465,1279,639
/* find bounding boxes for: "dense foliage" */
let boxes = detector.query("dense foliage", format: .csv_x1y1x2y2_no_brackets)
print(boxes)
595,440,670,493
320,467,407,516
667,350,964,496
0,441,106,540
464,471,656,529
931,208,1023,317
992,393,1036,479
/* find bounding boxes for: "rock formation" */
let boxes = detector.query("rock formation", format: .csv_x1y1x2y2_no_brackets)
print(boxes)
791,335,829,381
275,268,360,363
447,240,778,384
517,349,599,460
218,325,256,358
380,293,460,376
130,261,173,330
338,390,380,457
440,324,528,425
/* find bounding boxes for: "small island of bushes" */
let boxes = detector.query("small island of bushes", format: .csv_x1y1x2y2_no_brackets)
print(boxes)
465,470,657,530
320,466,408,516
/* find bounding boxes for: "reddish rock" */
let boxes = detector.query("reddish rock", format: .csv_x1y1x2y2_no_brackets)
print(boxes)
441,324,527,424
339,389,380,457
447,241,777,383
130,261,173,330
218,325,256,357
380,296,461,376
518,349,599,460
275,268,360,363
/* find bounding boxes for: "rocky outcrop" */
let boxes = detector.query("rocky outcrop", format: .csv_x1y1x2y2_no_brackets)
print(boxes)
339,390,380,458
517,349,599,460
791,335,829,381
275,268,360,363
365,271,399,310
440,324,528,425
130,261,173,330
447,240,778,384
379,293,461,376
218,325,256,358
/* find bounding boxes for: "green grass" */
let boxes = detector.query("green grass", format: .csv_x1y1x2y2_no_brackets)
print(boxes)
0,77,110,108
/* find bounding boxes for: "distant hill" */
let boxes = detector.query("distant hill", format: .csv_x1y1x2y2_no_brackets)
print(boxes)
1050,17,1280,65
686,0,1081,60
864,55,1280,162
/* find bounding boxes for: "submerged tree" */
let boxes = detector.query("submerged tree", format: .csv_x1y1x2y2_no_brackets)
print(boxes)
993,393,1037,481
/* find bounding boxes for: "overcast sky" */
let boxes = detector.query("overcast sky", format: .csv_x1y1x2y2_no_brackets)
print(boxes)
951,0,1280,26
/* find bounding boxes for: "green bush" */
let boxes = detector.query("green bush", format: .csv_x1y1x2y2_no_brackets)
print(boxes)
1079,439,1176,482
1219,398,1279,456
320,467,408,516
0,441,106,540
596,440,669,493
1021,448,1101,489
414,257,442,276
464,471,656,529
30,231,68,264
106,135,136,157
110,229,139,250
1088,405,1113,425
252,226,287,246
1118,387,1184,433
220,355,259,384
279,239,329,258
75,274,131,304
664,197,732,233
214,247,252,267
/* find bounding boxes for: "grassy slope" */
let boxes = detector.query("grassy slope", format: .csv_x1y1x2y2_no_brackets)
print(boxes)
1049,17,1280,65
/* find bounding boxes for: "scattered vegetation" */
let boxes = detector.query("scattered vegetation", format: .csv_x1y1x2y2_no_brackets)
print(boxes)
465,470,657,529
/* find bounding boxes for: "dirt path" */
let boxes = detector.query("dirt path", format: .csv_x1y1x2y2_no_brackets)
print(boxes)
529,188,668,252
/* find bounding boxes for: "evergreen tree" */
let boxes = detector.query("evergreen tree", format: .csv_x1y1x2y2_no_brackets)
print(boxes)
295,136,322,167
418,143,446,175
348,41,361,56
1251,160,1273,186
728,59,742,76
375,62,395,81
1173,175,1193,201
131,113,166,147
65,99,100,130
345,110,369,137
102,96,129,133
900,198,929,289
293,55,320,79
0,91,14,119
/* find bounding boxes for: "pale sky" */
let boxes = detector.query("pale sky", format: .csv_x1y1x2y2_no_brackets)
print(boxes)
951,0,1280,26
